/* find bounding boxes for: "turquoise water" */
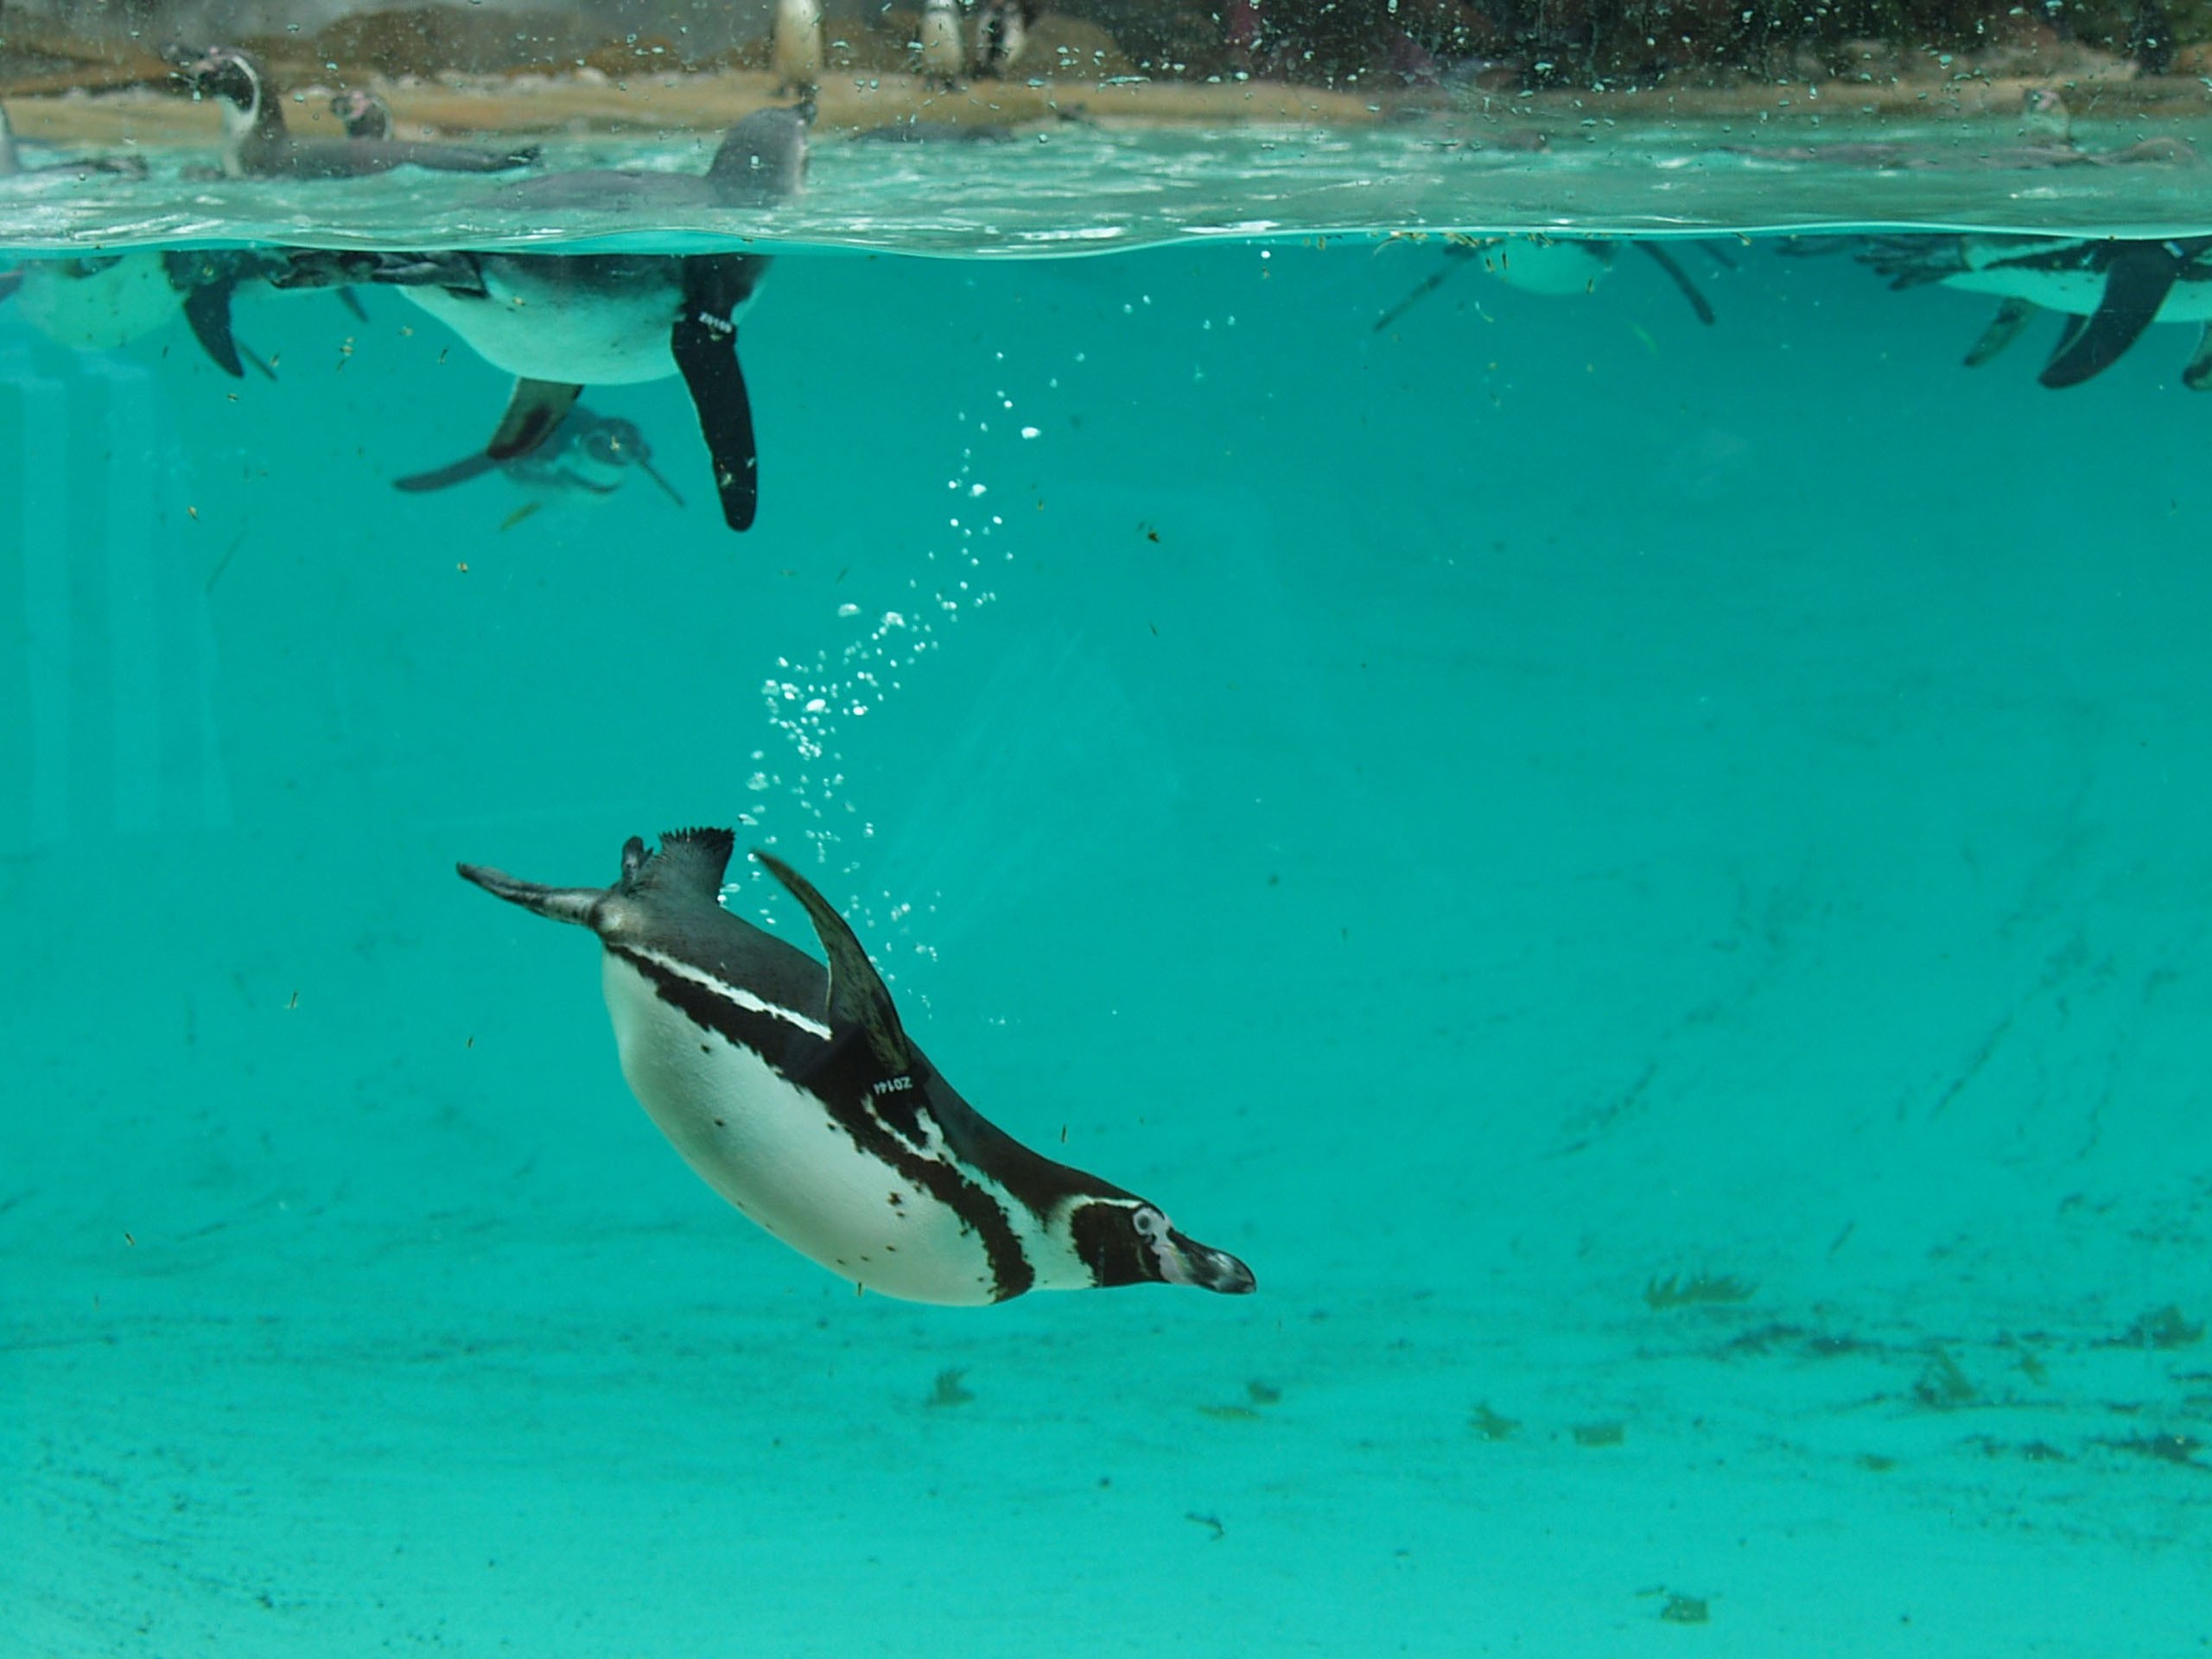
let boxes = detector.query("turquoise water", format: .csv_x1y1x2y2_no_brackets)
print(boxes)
5,223,2212,1655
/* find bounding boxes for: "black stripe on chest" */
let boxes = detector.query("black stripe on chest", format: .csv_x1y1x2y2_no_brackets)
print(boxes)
612,945,1037,1300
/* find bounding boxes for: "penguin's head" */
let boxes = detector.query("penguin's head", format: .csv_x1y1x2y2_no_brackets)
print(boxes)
459,828,734,944
1065,1198,1256,1295
170,46,269,136
708,108,810,207
331,88,391,142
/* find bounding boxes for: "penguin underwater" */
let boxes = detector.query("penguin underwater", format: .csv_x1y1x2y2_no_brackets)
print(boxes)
273,106,808,531
1848,233,2212,389
459,830,1255,1306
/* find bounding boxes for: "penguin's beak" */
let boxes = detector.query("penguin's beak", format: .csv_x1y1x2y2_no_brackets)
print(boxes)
456,862,602,928
1167,1229,1257,1295
634,454,686,507
163,46,215,93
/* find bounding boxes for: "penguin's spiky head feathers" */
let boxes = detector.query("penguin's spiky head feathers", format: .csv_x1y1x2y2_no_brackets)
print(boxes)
617,828,736,909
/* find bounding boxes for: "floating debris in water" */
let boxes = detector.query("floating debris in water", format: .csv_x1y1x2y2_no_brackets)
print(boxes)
1645,1273,1756,1311
1572,1421,1626,1447
2106,1306,2205,1351
1468,1402,1521,1440
925,1367,974,1408
1913,1347,1978,1409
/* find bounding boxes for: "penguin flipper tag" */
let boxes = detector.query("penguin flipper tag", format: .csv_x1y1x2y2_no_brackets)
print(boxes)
486,378,582,462
2039,240,2202,388
673,262,760,532
753,851,912,1073
1965,296,2037,367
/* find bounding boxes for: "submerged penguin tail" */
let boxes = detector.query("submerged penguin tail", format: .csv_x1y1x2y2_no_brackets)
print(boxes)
456,862,602,928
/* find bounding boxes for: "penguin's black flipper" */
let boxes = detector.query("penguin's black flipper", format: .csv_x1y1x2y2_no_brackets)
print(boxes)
753,851,912,1074
2184,322,2212,391
2039,240,2198,388
672,260,761,531
485,378,582,462
337,287,369,322
178,273,246,378
1634,241,1716,325
1965,296,2037,367
0,270,21,305
393,450,502,493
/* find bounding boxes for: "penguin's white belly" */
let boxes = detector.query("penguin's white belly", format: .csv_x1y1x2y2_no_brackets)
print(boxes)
600,953,1007,1305
1951,251,2212,321
401,278,680,385
918,10,964,75
1484,237,1613,296
773,0,823,79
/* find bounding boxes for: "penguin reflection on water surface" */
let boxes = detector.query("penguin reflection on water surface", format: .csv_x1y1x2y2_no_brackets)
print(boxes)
394,403,685,526
459,830,1256,1306
276,107,808,531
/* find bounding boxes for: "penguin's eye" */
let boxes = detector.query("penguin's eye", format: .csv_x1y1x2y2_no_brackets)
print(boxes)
1130,1205,1168,1241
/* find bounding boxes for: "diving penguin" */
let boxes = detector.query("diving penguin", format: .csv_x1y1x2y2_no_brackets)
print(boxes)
458,830,1256,1306
1851,233,2212,389
271,107,808,531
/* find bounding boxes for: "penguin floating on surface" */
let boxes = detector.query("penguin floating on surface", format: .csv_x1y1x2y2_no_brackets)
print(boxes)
1373,235,1720,334
170,46,537,179
459,830,1256,1306
1850,233,2212,389
273,107,807,531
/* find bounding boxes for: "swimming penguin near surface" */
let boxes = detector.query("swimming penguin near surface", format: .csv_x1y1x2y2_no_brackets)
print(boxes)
273,108,807,531
1373,235,1719,333
459,830,1256,1306
973,0,1040,76
1850,233,2212,389
394,403,684,524
169,46,537,180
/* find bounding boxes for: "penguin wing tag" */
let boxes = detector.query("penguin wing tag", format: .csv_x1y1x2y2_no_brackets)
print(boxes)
2040,240,2205,388
673,259,761,531
486,378,582,462
753,851,912,1073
